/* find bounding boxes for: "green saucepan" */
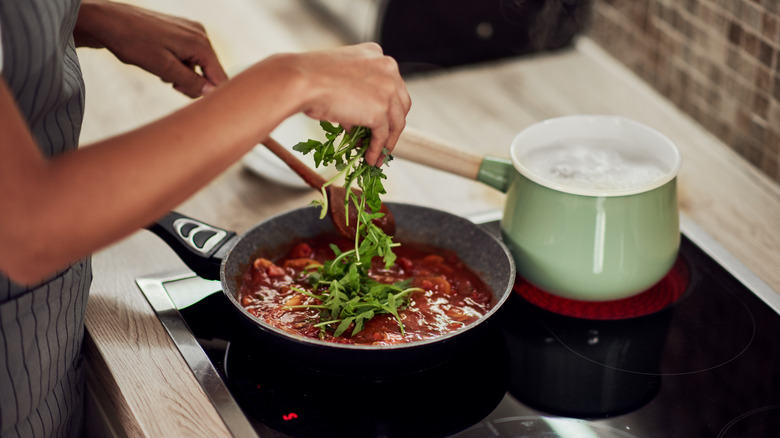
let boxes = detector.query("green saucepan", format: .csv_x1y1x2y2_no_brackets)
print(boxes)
395,115,681,301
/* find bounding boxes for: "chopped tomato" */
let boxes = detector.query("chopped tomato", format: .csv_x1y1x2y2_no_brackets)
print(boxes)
266,264,286,277
237,233,493,345
289,243,313,259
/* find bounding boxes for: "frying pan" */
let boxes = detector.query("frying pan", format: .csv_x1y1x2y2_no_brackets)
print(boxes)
148,202,515,375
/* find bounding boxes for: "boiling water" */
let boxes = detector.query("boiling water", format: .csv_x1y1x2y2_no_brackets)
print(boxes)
521,139,668,192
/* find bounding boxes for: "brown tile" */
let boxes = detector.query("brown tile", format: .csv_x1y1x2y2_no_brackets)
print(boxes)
728,20,744,44
656,1,671,24
766,155,780,179
773,73,780,101
710,0,728,12
707,4,731,35
765,0,780,14
670,5,684,33
691,49,706,73
758,40,775,67
756,65,772,92
719,120,737,146
739,77,756,105
761,157,779,181
697,109,718,135
709,61,724,86
769,100,780,125
742,31,760,57
718,86,738,112
768,127,780,151
710,34,732,66
733,136,766,168
631,4,653,30
748,107,768,139
746,142,767,168
655,22,675,51
587,0,780,183
681,93,696,116
775,51,780,74
740,2,763,32
720,121,737,146
761,12,779,42
761,130,780,179
726,0,743,19
706,83,723,108
678,12,697,40
724,70,740,95
727,45,742,71
696,23,714,47
766,128,780,156
753,91,771,118
738,52,758,82
646,16,663,42
725,78,750,108
684,0,700,15
696,2,714,26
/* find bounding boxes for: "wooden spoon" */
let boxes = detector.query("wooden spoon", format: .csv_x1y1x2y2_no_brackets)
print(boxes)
261,137,395,237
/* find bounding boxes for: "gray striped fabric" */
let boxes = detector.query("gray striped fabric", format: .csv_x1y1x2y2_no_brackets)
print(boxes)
0,261,91,438
0,0,92,437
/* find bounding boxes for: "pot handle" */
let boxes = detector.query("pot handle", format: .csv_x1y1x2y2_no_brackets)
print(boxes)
395,127,515,192
146,212,238,281
395,127,483,179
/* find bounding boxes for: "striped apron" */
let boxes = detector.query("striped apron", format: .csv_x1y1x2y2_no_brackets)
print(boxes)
0,1,92,437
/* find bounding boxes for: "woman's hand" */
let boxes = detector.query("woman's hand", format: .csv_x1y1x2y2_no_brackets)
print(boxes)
276,43,412,166
74,0,228,97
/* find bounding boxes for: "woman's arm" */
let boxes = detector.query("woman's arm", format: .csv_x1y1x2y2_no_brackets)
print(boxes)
0,42,410,285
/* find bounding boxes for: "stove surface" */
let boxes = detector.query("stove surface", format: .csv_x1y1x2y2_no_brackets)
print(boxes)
137,217,780,437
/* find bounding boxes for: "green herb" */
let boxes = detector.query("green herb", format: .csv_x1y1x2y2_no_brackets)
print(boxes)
291,122,420,337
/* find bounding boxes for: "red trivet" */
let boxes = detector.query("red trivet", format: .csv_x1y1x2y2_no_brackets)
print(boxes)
514,257,690,320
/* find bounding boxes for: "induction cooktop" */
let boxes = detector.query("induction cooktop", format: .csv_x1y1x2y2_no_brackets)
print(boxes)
137,213,780,437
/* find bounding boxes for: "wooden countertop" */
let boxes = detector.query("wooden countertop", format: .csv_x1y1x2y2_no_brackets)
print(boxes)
77,1,780,436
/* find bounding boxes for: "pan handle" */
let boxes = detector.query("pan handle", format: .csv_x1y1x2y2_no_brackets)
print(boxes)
146,212,238,281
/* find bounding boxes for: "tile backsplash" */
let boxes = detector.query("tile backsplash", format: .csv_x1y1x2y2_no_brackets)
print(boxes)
586,0,780,183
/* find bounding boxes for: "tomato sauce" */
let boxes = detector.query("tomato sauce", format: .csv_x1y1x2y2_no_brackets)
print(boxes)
237,234,494,345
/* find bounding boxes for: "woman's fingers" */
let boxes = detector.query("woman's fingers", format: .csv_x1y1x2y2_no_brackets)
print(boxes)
295,43,410,166
77,2,228,98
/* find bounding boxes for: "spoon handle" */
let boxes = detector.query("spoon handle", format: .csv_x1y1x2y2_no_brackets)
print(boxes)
394,127,484,181
262,136,327,190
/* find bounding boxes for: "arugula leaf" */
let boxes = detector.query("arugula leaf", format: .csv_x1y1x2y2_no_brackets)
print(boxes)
291,124,419,337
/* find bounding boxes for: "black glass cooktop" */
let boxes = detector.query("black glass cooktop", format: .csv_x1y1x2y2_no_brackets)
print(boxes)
138,219,780,437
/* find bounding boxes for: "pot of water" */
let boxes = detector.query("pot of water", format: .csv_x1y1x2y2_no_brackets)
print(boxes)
395,115,681,301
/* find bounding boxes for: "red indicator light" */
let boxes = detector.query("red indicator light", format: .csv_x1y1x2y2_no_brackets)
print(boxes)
283,413,298,421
